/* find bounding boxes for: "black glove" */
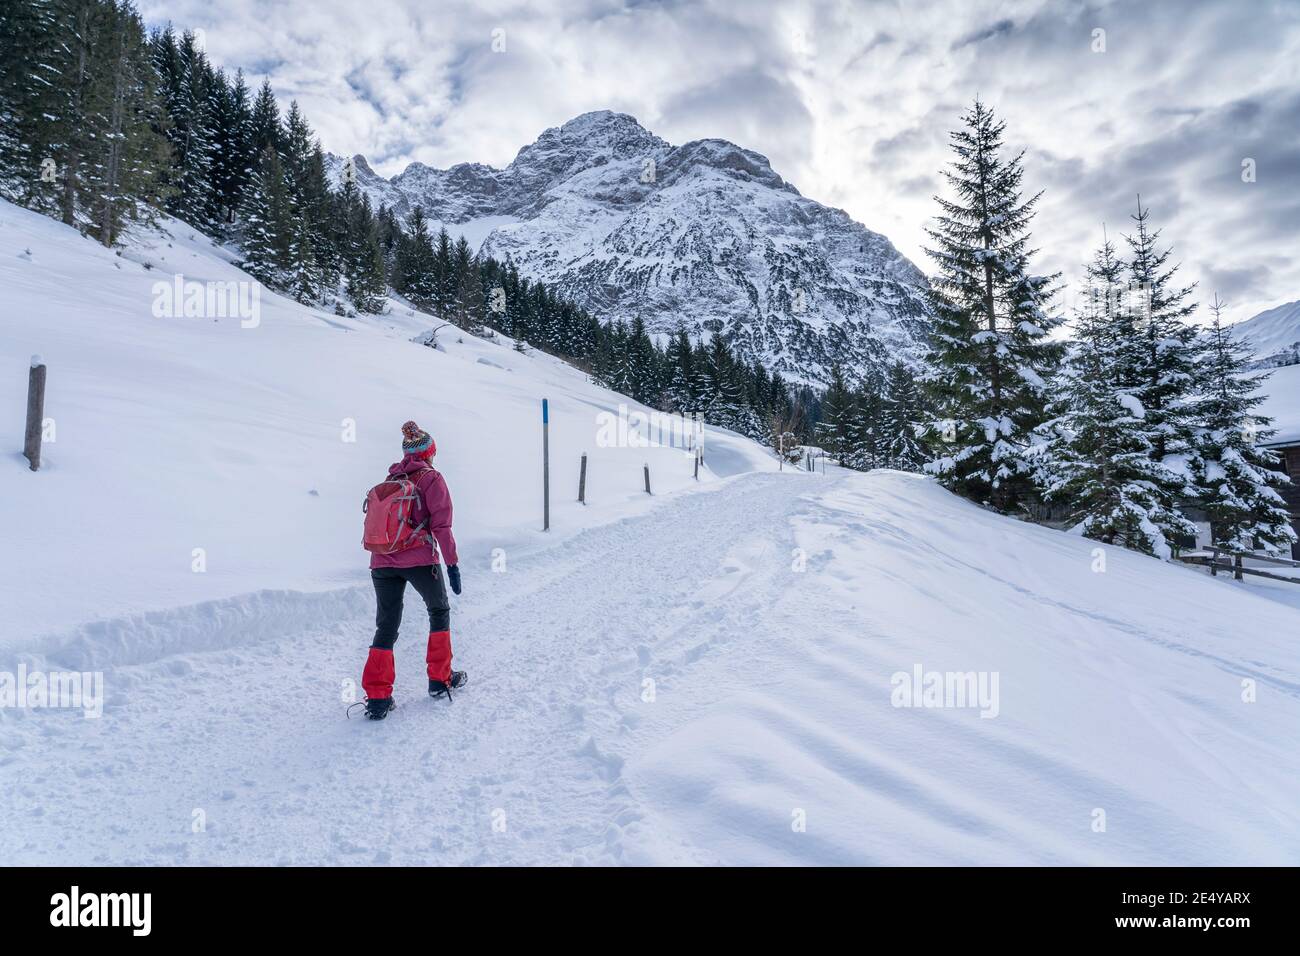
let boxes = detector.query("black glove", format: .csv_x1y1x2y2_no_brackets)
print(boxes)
446,564,462,595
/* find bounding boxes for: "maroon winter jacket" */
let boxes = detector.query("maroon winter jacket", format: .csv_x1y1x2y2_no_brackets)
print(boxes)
368,453,459,570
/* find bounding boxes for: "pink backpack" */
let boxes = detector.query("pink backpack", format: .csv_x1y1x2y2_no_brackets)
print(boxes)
362,473,432,554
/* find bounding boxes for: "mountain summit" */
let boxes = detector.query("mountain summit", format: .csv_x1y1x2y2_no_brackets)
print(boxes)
333,111,930,383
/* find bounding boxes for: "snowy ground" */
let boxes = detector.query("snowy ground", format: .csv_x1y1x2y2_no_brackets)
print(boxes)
2,200,1299,865
3,468,1299,865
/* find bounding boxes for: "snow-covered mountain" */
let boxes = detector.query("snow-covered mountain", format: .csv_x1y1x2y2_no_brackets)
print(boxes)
331,111,931,385
1230,299,1300,368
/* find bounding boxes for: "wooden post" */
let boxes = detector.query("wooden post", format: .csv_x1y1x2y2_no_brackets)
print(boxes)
24,356,46,471
578,453,587,504
644,463,651,495
542,398,550,531
693,448,700,481
1234,552,1243,582
1210,547,1218,576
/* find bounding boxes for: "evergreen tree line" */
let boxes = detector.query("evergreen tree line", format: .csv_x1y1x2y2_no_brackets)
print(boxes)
815,361,928,472
0,0,172,245
918,98,1294,559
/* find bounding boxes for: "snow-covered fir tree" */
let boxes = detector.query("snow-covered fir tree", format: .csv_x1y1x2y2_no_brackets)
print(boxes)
1190,296,1296,555
1036,235,1195,557
425,228,450,321
206,69,254,232
1121,197,1203,494
0,0,63,201
664,327,696,413
247,79,281,157
699,337,746,435
816,363,855,462
337,180,386,314
395,207,436,306
624,317,662,407
238,146,292,287
154,29,216,230
450,235,484,332
844,375,883,470
882,362,927,471
87,2,172,246
921,98,1063,512
286,210,321,303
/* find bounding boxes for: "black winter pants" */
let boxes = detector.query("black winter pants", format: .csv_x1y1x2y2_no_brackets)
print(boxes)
370,564,450,650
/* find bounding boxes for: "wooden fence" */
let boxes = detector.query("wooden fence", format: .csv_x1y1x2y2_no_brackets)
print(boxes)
1175,547,1300,584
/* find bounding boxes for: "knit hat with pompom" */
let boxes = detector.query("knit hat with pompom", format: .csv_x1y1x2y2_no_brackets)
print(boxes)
401,420,435,458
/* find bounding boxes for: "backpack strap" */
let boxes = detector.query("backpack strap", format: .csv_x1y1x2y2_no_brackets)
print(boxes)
407,467,438,544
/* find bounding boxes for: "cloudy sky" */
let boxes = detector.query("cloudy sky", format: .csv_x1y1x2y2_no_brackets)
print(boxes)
140,0,1299,324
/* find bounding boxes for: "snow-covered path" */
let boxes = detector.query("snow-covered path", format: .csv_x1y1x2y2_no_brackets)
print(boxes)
4,468,1300,866
1,472,811,865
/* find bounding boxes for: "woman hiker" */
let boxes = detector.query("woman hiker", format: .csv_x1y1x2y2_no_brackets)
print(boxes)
358,420,465,720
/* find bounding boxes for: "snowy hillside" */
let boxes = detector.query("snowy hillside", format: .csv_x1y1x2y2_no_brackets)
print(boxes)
330,111,931,385
3,199,1299,866
0,198,773,648
1230,299,1300,368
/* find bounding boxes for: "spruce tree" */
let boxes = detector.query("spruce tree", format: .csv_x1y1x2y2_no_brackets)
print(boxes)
335,182,385,313
605,321,634,395
247,78,281,157
1191,296,1296,555
207,68,253,230
883,362,927,471
1121,197,1202,483
89,0,171,245
1036,235,1194,556
922,98,1063,512
451,235,484,332
816,363,855,462
286,212,320,303
625,316,661,406
843,382,881,470
396,207,436,306
661,329,692,413
0,0,66,207
56,0,114,228
239,146,292,288
700,336,747,433
155,29,216,229
432,228,456,320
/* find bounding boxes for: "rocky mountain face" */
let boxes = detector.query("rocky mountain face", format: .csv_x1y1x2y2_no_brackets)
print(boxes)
332,111,931,384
